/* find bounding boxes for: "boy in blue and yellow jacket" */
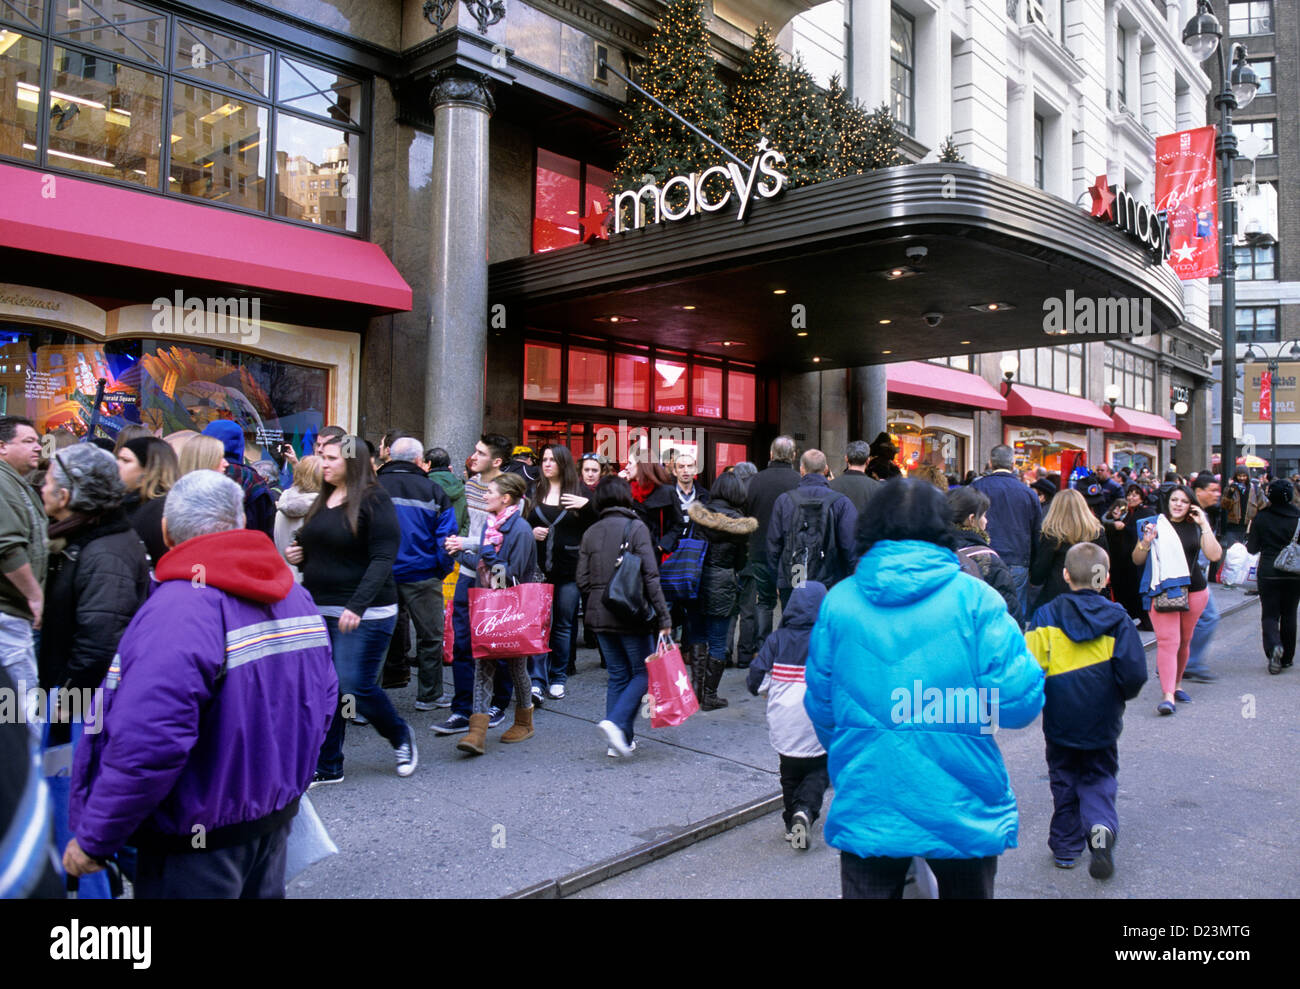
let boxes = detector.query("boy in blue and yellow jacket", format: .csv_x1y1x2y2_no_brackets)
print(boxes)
1026,543,1147,880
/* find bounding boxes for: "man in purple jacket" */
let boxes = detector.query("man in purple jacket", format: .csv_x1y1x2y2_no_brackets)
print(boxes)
62,471,337,898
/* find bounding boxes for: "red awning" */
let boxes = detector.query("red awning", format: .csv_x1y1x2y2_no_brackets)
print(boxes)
885,361,1008,411
1108,407,1181,440
0,161,411,312
1004,383,1112,428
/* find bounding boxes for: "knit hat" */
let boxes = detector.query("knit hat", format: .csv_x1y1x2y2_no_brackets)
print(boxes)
202,419,245,465
123,436,154,469
1268,478,1293,506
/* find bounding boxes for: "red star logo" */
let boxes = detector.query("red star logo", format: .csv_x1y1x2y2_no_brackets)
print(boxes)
1088,174,1116,220
579,201,609,242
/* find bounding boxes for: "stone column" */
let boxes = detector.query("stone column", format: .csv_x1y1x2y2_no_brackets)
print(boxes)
425,69,493,461
850,365,887,446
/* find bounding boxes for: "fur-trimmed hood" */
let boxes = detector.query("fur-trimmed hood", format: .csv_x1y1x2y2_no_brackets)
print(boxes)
277,486,319,519
688,500,757,535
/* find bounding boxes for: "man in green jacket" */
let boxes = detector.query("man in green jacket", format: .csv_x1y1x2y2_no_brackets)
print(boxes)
0,417,48,723
424,446,468,536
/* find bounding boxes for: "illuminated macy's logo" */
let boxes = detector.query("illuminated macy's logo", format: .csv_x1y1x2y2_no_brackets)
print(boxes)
613,140,788,235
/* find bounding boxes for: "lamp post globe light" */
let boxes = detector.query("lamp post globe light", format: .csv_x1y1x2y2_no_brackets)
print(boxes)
1243,341,1300,476
999,353,1019,396
1183,1,1259,525
1103,382,1121,415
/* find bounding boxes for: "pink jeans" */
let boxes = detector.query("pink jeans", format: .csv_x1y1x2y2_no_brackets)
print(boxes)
1149,589,1208,694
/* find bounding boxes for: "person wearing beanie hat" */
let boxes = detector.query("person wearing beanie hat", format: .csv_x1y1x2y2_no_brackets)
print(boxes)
865,432,901,481
1247,478,1300,673
200,420,275,535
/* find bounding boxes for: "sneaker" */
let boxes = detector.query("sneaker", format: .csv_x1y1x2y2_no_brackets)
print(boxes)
414,699,439,711
530,686,546,708
606,741,637,757
548,683,566,699
395,733,418,777
790,810,811,851
431,713,470,735
1088,824,1115,879
308,769,344,789
487,706,507,729
1182,670,1217,683
1173,688,1192,703
433,695,453,708
598,719,633,757
783,830,794,842
1157,700,1176,716
350,714,369,726
1269,645,1284,675
1054,857,1077,869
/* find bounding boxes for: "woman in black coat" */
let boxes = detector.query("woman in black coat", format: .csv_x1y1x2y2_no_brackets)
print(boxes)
1247,479,1300,674
687,471,757,710
1108,483,1155,629
117,436,179,566
576,477,672,757
1029,488,1108,615
946,486,1019,623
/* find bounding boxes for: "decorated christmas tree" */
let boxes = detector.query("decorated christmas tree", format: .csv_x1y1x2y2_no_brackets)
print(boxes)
826,76,905,175
612,0,731,206
730,23,783,153
938,134,964,162
860,102,906,170
768,54,838,187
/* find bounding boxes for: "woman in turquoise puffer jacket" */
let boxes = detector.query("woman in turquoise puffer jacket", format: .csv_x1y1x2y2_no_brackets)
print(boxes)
805,478,1044,899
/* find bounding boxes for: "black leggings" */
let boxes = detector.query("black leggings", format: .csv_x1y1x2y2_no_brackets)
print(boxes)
1258,577,1300,664
840,851,997,899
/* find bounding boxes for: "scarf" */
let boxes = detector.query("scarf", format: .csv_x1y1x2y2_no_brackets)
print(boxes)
630,477,656,503
483,502,520,551
957,524,990,544
1139,514,1192,608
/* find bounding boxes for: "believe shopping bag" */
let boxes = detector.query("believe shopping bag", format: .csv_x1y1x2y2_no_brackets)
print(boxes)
443,595,455,665
645,635,699,728
468,582,554,659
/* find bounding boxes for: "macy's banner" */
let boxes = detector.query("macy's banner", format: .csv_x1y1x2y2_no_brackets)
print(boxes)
1155,126,1219,281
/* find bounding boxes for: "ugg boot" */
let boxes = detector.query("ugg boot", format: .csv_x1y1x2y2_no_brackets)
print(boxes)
456,713,490,755
500,704,535,743
700,655,730,710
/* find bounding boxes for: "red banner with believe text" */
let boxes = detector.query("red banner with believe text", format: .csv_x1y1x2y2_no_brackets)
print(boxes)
1155,126,1219,280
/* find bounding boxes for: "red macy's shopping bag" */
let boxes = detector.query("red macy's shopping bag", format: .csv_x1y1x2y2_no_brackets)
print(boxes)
645,637,699,728
443,596,455,665
468,582,553,659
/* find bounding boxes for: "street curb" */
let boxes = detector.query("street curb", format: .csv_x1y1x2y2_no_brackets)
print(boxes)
504,792,784,899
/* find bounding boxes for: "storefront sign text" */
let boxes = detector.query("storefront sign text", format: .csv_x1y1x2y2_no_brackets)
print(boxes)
1087,175,1171,265
613,142,787,235
0,291,61,312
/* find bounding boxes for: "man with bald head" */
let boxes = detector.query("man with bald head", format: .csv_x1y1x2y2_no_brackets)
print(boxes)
767,449,859,608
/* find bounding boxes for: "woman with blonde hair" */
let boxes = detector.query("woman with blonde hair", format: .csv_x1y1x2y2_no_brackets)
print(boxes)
1029,487,1108,614
177,433,227,475
275,455,323,580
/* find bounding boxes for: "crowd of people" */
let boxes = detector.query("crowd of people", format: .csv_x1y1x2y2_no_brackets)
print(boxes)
0,416,1284,900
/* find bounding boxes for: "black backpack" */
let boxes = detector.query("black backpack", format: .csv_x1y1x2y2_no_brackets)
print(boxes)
780,491,836,585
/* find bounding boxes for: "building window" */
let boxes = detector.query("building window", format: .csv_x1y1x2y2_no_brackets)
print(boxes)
1239,120,1275,156
532,148,612,253
1033,115,1045,190
889,6,914,136
1252,58,1273,95
1016,343,1084,396
927,355,972,372
1236,306,1279,343
1116,27,1127,107
1104,346,1155,412
1235,242,1275,280
0,2,369,234
1229,1,1273,36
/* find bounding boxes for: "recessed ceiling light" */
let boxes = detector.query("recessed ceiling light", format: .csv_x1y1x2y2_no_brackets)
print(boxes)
882,350,892,355
812,356,821,363
881,266,918,280
681,305,696,310
879,319,891,325
960,340,971,345
595,315,638,324
772,289,787,295
969,302,1015,313
796,331,808,337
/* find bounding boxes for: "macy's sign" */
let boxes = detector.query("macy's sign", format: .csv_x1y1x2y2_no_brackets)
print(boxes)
612,141,788,235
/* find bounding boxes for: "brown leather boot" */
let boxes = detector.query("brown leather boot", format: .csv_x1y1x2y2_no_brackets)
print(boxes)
456,713,490,755
500,704,535,743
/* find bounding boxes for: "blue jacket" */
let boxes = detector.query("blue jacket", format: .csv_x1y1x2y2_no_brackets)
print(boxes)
805,540,1044,860
456,509,538,585
376,460,458,582
971,471,1041,569
1026,590,1147,749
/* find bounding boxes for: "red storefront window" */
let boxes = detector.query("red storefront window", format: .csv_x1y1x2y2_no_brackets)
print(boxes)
692,365,723,418
567,346,607,407
523,342,561,402
654,354,688,415
522,419,572,456
613,353,649,410
585,164,612,227
533,150,580,252
727,370,756,422
716,442,748,474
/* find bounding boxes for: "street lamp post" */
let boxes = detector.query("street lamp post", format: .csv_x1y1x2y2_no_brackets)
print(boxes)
1243,341,1300,476
1183,2,1259,533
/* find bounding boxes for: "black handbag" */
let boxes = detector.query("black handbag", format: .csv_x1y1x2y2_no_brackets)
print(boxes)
602,520,657,625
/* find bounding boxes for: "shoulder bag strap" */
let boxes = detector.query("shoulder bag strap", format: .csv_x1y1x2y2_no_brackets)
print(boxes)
1290,519,1300,545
